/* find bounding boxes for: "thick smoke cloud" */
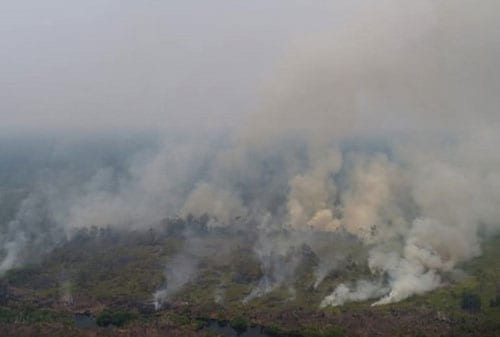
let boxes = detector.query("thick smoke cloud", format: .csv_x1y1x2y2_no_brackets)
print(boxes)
1,0,500,308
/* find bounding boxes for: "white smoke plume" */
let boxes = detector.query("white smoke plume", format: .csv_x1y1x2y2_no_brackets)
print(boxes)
243,215,305,302
153,253,199,310
0,191,65,275
320,280,389,308
181,182,247,227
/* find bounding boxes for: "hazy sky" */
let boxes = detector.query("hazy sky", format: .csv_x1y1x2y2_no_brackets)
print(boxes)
1,0,364,134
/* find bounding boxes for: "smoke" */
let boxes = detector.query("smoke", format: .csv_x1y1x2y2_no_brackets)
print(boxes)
320,280,389,307
63,138,217,231
0,192,65,275
153,253,199,310
153,223,236,308
243,216,307,302
153,228,204,309
181,182,247,227
213,286,225,305
287,147,342,232
1,0,500,308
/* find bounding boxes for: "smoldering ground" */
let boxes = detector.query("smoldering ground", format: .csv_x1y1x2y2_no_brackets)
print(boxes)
1,0,500,308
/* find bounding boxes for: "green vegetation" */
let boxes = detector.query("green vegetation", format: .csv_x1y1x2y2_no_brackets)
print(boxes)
461,292,481,312
229,316,248,333
96,308,138,327
0,305,71,324
299,326,345,337
490,293,500,307
263,325,344,337
164,312,192,326
264,324,287,336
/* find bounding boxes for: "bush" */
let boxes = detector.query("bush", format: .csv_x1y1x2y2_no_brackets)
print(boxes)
490,295,500,307
264,324,286,336
0,306,68,323
0,307,16,322
490,286,500,308
461,292,481,313
96,309,137,327
297,326,345,337
230,316,248,333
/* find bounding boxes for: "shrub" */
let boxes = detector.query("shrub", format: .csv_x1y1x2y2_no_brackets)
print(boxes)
299,326,345,337
0,306,68,323
490,286,500,308
230,316,248,333
461,292,481,313
490,295,500,307
96,309,137,327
